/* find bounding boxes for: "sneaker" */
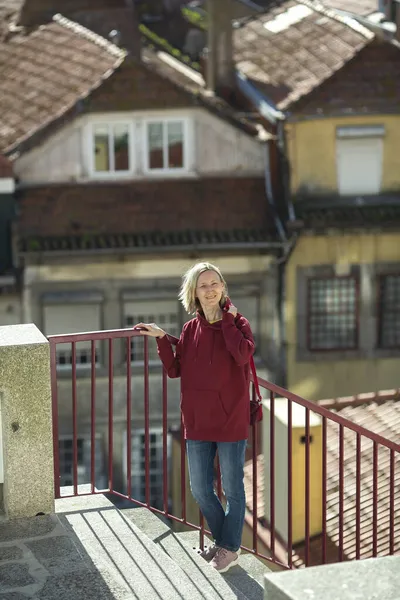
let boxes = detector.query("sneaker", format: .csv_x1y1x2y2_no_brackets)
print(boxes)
210,547,241,573
198,543,219,562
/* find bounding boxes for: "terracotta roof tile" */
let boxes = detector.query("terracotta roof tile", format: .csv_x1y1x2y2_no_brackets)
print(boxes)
244,391,400,568
0,14,125,154
233,0,373,110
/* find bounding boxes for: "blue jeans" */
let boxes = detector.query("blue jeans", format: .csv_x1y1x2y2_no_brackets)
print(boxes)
186,439,247,552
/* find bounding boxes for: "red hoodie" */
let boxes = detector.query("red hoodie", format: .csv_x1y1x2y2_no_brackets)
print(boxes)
156,310,255,442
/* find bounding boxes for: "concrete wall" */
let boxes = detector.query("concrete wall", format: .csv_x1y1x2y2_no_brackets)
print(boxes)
286,233,400,400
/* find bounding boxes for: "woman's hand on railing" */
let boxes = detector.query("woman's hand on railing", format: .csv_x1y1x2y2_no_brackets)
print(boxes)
133,322,166,339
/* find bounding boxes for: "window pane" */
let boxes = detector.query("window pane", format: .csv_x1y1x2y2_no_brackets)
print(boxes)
148,122,164,169
113,124,130,171
308,277,358,351
379,275,400,348
94,125,110,172
167,121,184,169
124,300,179,362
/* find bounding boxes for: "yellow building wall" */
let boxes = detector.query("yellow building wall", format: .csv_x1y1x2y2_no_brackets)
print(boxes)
286,233,400,401
286,115,400,194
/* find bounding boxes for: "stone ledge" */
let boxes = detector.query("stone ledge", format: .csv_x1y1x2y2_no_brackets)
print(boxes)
264,555,400,600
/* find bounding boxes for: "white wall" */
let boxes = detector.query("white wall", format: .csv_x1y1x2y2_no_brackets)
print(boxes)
15,108,264,183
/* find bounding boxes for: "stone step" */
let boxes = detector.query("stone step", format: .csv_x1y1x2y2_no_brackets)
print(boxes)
123,506,268,600
176,529,269,600
57,498,218,600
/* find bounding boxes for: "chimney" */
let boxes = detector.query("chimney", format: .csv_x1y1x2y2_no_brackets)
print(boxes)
205,0,235,96
263,398,323,547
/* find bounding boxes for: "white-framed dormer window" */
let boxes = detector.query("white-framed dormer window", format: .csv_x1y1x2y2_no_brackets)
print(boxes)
144,118,189,174
90,122,133,175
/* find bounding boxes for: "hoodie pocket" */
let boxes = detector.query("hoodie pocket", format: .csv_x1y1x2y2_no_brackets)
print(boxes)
182,389,228,432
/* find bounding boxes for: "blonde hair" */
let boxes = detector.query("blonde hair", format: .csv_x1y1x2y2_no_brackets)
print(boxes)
179,262,228,315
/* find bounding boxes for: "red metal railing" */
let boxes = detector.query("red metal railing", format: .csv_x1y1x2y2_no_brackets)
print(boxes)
49,328,400,570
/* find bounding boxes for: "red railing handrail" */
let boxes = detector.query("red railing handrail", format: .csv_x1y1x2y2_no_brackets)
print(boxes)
48,328,141,344
49,326,400,571
48,327,400,453
254,374,400,453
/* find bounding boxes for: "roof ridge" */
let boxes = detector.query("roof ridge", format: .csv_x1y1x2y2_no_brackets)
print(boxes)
318,389,400,410
52,13,126,59
300,0,374,39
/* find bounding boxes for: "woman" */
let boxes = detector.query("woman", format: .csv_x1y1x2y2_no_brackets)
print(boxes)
134,262,255,573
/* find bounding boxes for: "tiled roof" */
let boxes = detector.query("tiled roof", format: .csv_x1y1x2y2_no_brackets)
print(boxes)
20,229,277,254
290,38,400,115
295,197,400,230
0,7,261,155
16,177,281,251
323,0,381,17
0,14,125,154
233,0,374,110
244,390,400,568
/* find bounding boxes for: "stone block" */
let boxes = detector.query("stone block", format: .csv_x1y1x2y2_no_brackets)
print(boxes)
0,324,54,519
264,555,400,600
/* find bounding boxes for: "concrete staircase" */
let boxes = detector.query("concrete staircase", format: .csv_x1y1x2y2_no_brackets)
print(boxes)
51,494,271,600
2,494,399,598
123,506,270,600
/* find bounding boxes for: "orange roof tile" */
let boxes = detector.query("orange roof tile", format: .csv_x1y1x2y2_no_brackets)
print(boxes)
244,391,400,568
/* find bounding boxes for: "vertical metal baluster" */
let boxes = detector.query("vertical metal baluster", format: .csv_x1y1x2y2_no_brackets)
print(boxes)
50,340,61,499
162,367,169,515
356,433,361,560
389,449,395,555
305,407,310,566
372,442,378,558
287,399,293,568
252,384,258,554
144,336,150,507
72,341,78,495
126,337,132,500
108,338,114,492
338,424,344,562
270,391,276,560
90,340,96,494
322,416,327,565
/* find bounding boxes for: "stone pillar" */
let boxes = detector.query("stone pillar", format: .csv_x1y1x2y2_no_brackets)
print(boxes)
0,324,54,518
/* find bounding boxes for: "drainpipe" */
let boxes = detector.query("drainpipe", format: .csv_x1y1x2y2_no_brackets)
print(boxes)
261,120,299,385
275,119,299,385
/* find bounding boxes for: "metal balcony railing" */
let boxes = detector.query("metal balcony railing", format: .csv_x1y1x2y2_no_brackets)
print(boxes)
48,328,400,570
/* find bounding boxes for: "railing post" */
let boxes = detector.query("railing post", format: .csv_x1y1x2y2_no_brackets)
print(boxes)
0,324,55,518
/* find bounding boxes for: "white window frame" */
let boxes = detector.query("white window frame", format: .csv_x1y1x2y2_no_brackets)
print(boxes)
87,119,135,178
143,117,191,175
335,125,385,196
